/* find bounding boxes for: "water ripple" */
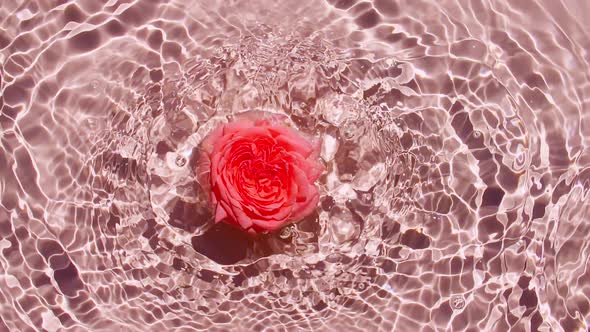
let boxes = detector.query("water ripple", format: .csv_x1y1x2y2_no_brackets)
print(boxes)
0,0,589,331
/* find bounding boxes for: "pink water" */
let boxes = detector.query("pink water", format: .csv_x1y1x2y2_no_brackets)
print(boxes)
1,0,590,331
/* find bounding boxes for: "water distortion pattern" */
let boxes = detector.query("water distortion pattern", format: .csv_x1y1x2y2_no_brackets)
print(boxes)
1,0,589,331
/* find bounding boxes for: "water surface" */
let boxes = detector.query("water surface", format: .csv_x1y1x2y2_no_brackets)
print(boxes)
1,0,590,331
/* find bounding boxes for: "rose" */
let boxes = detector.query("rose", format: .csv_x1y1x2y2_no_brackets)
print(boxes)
196,112,324,234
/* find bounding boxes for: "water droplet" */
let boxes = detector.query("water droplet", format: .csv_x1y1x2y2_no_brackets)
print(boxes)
473,131,481,138
450,295,465,309
175,155,187,167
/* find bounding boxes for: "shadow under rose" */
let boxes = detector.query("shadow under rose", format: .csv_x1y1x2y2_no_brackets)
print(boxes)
190,214,321,265
191,223,251,265
169,198,211,233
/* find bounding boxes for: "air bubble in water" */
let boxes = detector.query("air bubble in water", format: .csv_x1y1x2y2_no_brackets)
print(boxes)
175,155,187,167
450,295,465,309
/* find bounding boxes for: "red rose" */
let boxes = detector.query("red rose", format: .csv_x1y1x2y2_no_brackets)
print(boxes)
196,112,324,234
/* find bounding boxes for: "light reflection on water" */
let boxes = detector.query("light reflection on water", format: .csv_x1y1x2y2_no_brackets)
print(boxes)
0,0,589,331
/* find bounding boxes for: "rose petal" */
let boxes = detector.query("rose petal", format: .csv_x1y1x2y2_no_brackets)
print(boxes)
290,188,319,222
250,217,288,231
231,205,254,229
196,157,211,193
210,150,226,185
219,201,237,223
288,152,324,183
201,126,224,154
226,180,244,203
302,159,324,182
213,180,231,207
292,166,310,202
234,126,272,141
222,120,254,137
246,198,291,221
308,138,321,160
214,204,228,223
275,132,313,157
